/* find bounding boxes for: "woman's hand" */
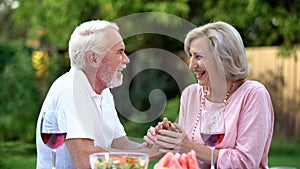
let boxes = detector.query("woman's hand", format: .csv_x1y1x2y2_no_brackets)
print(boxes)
143,117,178,145
155,123,192,154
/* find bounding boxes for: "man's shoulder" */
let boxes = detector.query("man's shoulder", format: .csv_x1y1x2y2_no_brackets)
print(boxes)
46,72,74,98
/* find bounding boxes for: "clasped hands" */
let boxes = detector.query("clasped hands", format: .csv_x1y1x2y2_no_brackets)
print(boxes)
144,117,191,154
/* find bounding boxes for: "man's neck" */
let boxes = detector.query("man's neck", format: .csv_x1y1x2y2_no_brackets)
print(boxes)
82,69,106,95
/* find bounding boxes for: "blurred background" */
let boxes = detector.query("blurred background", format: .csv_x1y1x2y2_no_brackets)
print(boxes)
0,0,299,168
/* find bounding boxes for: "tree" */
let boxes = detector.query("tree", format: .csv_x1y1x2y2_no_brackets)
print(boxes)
0,42,40,142
0,0,191,141
11,0,189,51
188,0,300,58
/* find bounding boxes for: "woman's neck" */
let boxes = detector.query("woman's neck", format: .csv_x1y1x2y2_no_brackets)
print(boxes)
203,79,246,102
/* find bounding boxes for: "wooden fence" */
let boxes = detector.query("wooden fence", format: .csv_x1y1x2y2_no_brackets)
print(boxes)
246,46,300,139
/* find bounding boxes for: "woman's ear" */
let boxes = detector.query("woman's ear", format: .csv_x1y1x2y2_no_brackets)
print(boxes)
86,51,99,68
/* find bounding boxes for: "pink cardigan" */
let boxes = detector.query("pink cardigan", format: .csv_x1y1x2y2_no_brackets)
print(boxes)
179,80,274,169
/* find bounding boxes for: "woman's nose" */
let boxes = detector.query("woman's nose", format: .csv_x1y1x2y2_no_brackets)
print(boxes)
189,57,196,70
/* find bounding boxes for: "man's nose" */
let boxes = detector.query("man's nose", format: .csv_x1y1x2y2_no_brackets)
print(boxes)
123,54,130,64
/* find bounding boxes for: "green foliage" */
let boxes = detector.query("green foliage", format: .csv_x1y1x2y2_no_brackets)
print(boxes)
0,3,299,168
0,42,41,142
12,0,189,50
0,42,15,72
5,0,300,52
159,96,180,122
190,0,300,51
2,0,190,142
121,97,180,139
130,69,180,110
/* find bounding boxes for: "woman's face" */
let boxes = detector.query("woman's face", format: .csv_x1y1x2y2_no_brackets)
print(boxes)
188,36,213,87
189,36,228,100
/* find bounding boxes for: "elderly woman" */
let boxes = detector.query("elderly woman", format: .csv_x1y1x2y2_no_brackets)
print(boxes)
145,21,274,169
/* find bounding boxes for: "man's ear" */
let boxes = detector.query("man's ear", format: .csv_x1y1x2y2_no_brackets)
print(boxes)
86,51,99,68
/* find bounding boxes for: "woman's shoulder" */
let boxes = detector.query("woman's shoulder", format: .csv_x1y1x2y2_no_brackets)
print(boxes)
183,83,200,93
237,80,270,96
181,83,201,100
242,80,266,90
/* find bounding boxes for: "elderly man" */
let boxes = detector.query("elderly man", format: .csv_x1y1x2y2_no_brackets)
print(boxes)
36,20,160,169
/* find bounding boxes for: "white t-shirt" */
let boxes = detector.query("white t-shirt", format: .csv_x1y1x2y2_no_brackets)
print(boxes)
36,67,126,169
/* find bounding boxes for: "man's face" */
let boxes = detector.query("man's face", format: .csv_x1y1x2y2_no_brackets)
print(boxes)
98,41,130,88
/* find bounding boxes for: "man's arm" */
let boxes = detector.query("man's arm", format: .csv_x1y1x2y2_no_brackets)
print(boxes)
112,136,164,160
111,136,143,149
65,138,107,169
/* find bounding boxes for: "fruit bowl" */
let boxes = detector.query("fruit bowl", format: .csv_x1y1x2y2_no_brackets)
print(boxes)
89,152,149,169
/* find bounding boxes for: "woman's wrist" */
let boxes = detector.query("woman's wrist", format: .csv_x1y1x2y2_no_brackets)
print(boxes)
193,143,220,165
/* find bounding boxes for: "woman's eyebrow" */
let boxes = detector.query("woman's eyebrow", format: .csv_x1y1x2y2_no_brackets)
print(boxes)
192,51,205,58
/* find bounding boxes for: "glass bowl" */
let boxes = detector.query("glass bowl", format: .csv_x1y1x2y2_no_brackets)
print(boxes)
89,152,149,169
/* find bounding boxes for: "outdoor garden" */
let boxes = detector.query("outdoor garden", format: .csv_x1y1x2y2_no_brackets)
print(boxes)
0,0,299,168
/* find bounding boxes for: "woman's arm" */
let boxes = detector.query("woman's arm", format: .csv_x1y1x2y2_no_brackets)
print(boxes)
217,85,274,168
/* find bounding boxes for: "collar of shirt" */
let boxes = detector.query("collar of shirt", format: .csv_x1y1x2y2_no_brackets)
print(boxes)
70,67,106,98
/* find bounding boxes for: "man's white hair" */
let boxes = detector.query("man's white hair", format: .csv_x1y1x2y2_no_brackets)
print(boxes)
68,20,119,69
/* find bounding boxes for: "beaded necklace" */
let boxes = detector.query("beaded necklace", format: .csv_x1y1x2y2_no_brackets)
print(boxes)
191,82,234,142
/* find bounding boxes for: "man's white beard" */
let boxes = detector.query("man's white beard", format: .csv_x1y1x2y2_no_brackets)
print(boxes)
104,70,123,88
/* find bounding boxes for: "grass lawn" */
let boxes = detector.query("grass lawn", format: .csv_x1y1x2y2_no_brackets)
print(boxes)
0,140,299,169
268,139,300,168
0,142,36,169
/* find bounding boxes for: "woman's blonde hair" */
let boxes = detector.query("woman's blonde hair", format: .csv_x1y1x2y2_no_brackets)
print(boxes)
184,21,249,81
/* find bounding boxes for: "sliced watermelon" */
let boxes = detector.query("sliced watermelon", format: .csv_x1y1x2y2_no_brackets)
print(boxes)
155,150,200,169
155,152,173,169
178,153,188,169
169,153,183,169
187,150,200,169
